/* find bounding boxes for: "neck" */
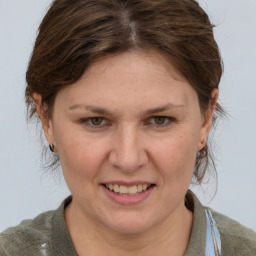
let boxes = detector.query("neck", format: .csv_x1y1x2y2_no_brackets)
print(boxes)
65,201,193,256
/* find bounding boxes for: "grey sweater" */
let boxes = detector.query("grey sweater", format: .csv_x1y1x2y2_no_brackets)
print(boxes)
1,191,256,255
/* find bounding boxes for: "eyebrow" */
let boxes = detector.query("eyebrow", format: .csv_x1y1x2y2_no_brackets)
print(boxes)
68,103,185,117
68,104,114,117
142,103,185,116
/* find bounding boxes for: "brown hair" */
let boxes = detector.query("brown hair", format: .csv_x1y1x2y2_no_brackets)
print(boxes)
26,0,224,183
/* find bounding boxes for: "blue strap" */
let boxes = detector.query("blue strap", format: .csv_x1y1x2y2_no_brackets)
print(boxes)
205,209,221,256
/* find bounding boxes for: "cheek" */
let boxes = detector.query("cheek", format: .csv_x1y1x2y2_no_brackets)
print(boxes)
147,132,199,213
153,132,199,181
55,129,108,183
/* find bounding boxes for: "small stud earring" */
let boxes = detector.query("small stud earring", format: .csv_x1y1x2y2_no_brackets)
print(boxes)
49,143,55,152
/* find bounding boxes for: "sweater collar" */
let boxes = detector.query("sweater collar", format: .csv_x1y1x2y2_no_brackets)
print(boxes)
185,190,206,256
51,196,78,255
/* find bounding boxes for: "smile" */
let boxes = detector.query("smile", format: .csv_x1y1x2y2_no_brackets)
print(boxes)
104,184,153,195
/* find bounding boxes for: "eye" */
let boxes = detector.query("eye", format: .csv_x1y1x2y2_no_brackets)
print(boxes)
81,117,108,128
90,117,104,126
153,117,167,125
146,116,174,126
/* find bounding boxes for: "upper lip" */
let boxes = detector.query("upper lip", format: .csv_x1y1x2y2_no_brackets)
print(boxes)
102,181,154,186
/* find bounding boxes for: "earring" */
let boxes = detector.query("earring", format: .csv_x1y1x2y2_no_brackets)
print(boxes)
49,143,55,152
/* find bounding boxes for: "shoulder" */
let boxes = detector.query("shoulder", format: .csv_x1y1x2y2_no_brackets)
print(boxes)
211,209,256,255
0,210,54,255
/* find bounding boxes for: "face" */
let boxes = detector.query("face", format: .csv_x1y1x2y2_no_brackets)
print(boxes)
40,51,215,234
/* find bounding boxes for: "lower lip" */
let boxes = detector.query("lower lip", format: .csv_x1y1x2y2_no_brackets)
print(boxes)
102,185,155,205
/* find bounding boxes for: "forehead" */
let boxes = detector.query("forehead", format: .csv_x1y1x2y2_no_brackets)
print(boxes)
56,50,198,113
84,50,184,83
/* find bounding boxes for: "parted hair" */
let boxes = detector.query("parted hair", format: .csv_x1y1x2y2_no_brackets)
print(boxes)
26,0,224,183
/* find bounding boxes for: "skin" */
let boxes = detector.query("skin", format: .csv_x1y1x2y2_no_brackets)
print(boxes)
34,50,218,256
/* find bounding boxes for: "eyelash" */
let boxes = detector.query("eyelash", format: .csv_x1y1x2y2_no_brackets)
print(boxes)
80,116,175,129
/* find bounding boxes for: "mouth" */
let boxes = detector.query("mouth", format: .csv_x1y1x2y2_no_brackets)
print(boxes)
103,183,155,195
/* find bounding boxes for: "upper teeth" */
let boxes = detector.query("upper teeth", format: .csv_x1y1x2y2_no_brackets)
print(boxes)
105,184,151,194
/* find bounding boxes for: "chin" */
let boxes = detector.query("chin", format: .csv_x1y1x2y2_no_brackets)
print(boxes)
101,211,156,235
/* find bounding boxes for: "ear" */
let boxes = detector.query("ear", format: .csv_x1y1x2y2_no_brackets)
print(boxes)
33,93,56,151
197,89,218,151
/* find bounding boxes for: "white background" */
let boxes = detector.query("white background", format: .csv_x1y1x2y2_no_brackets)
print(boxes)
0,0,256,232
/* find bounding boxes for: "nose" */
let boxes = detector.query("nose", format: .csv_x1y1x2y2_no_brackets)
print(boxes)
108,125,148,173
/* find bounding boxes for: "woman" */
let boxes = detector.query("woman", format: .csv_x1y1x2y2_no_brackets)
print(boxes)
1,0,256,255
